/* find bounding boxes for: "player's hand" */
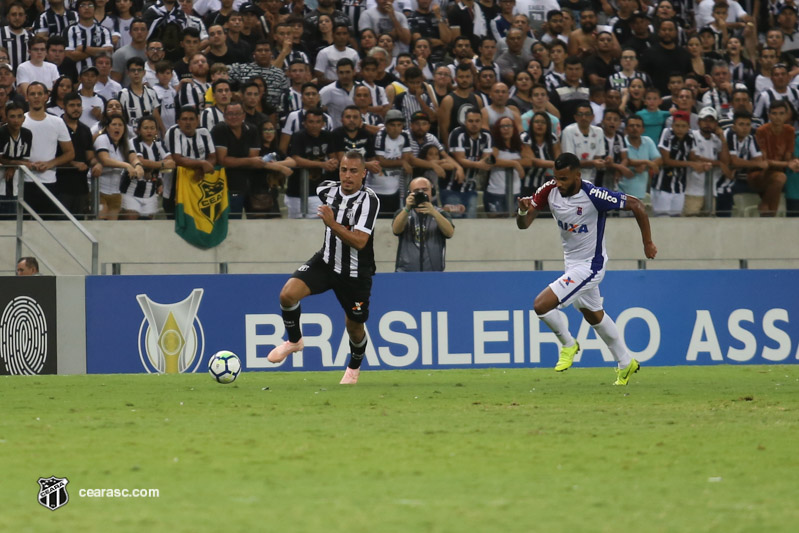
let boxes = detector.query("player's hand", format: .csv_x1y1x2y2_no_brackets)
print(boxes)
644,241,657,260
317,204,335,225
518,196,533,211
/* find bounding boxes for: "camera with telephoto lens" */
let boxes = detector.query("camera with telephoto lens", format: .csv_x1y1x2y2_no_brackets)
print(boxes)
412,191,429,206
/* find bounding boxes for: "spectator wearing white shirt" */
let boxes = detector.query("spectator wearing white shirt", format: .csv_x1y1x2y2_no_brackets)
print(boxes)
22,82,75,216
559,102,607,183
16,36,61,96
94,53,122,101
314,23,361,86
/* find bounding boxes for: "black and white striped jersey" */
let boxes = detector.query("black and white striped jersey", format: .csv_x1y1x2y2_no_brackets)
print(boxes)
200,106,224,131
316,180,380,279
722,128,762,192
520,131,554,192
0,125,32,196
118,86,161,127
165,124,215,161
654,128,697,194
133,136,170,184
0,26,30,71
281,109,333,136
33,8,78,36
177,79,209,111
65,22,113,72
753,87,799,122
447,125,492,192
606,70,652,92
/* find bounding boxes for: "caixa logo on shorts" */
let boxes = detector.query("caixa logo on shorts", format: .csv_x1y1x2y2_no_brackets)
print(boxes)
38,476,69,511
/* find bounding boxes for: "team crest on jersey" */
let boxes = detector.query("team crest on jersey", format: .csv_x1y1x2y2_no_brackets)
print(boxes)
577,207,583,215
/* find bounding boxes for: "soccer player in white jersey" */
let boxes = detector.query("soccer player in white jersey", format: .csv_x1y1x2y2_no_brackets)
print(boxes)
267,151,381,385
516,152,657,385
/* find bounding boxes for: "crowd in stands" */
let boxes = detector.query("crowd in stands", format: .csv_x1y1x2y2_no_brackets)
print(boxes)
1,0,799,220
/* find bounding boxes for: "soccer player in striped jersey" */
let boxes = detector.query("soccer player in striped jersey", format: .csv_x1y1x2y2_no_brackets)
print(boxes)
267,151,381,385
517,152,657,385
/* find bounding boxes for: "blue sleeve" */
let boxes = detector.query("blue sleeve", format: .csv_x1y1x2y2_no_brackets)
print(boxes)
582,182,627,211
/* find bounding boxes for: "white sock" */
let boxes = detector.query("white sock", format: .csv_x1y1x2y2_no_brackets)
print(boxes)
592,314,632,368
538,309,575,347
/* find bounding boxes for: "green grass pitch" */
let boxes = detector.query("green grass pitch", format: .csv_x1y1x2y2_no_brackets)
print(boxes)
2,366,798,533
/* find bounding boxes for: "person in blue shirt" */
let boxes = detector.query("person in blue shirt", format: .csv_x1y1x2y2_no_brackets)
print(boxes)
636,87,671,143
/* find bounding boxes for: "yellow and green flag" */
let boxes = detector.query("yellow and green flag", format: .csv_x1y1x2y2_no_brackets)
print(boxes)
174,166,229,248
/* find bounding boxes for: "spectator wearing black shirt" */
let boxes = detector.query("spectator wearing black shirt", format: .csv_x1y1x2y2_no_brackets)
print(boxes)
212,102,264,219
286,109,338,219
332,105,381,176
584,31,620,89
549,56,590,127
57,92,98,218
407,0,452,61
640,19,692,95
46,35,79,83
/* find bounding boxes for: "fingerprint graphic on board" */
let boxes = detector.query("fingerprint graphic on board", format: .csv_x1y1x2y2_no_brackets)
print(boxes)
0,296,48,375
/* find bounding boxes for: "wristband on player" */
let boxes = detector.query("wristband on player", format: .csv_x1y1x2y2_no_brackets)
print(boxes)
517,207,529,216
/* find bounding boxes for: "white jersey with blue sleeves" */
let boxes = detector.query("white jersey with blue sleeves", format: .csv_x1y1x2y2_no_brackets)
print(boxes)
531,180,627,272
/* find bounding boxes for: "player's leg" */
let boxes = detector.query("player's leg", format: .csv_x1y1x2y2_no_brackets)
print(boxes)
576,289,639,385
334,278,372,384
535,280,578,372
268,255,328,363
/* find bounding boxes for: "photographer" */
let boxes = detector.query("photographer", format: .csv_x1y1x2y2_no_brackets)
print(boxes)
392,177,455,272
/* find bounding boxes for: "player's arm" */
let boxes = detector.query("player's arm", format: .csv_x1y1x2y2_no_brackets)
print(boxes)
516,196,539,229
318,205,370,250
624,195,657,259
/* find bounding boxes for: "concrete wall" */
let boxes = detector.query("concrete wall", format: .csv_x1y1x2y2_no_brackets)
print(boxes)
2,218,799,275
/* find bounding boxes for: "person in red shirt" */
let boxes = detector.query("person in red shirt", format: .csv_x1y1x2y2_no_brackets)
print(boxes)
754,100,799,216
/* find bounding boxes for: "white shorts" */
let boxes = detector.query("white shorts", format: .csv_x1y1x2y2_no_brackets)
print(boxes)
651,189,685,217
548,264,605,311
285,195,322,219
121,194,159,216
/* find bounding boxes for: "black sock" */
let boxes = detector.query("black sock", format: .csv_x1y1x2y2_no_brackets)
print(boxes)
281,303,302,343
348,335,367,369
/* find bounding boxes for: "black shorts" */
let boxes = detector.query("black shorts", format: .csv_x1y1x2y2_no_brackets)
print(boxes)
291,253,373,323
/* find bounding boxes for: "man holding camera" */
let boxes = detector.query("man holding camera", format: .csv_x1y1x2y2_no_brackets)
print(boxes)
392,177,455,272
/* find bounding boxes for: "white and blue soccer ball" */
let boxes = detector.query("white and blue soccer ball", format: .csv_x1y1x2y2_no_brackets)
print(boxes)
208,350,242,384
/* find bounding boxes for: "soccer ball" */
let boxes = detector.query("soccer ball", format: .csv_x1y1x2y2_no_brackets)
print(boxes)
208,351,242,384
